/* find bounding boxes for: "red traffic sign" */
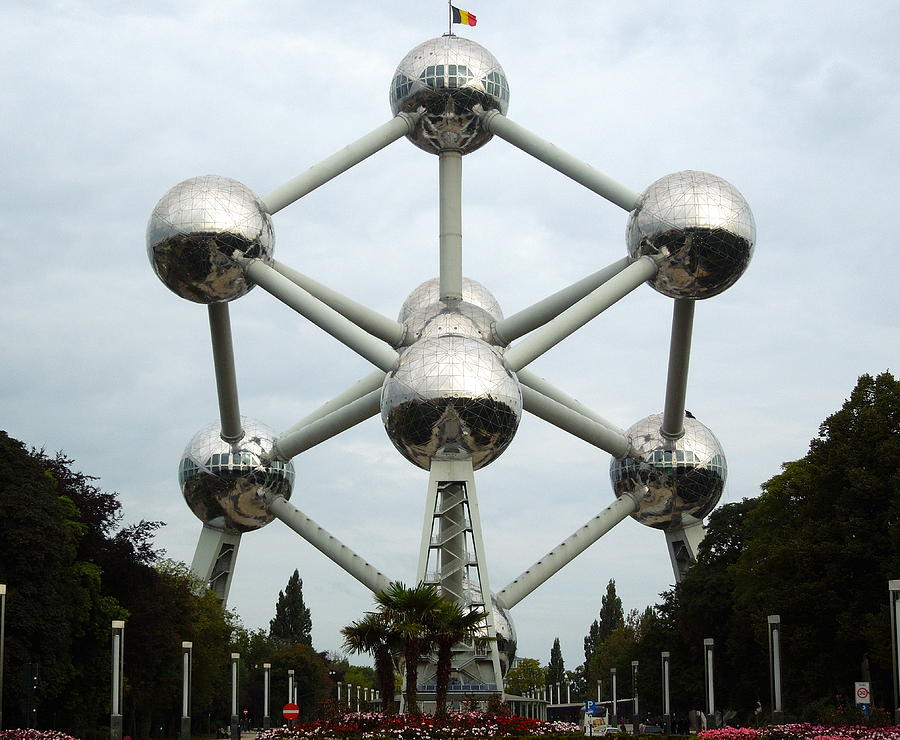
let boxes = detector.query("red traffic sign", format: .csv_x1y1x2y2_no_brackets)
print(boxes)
283,703,300,721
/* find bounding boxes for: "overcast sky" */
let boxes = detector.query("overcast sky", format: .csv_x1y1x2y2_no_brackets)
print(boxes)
2,1,898,675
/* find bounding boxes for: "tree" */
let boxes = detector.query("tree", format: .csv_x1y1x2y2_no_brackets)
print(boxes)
270,569,313,647
584,580,625,698
373,582,444,714
547,637,565,690
429,600,489,718
342,612,400,714
503,658,545,697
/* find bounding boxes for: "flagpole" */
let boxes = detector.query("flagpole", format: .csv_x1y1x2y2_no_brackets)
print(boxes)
448,0,452,36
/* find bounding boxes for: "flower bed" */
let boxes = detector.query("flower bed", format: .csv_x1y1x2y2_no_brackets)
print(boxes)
0,732,80,740
258,710,581,739
699,724,900,740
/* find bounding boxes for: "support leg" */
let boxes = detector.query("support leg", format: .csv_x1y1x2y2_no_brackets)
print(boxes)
664,519,706,583
190,524,242,605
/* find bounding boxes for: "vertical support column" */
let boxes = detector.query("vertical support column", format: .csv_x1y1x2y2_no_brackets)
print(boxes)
110,620,125,740
208,303,243,442
611,668,617,726
345,682,352,708
660,299,695,439
891,581,900,724
263,663,271,729
180,642,192,740
631,660,639,731
703,639,715,728
768,616,784,723
439,150,463,301
230,653,240,740
661,652,671,734
0,584,5,732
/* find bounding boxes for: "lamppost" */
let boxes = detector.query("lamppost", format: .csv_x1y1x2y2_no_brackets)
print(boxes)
110,620,125,740
768,616,784,723
611,668,617,727
288,669,295,708
180,642,192,740
263,663,271,729
661,652,671,734
890,581,900,724
230,653,240,740
703,639,715,729
631,660,639,732
0,584,5,732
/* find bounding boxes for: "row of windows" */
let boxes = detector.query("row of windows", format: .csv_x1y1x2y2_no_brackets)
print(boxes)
611,452,728,477
178,454,295,485
390,69,510,104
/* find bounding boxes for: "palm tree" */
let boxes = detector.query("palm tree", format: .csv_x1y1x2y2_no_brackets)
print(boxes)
341,612,400,714
429,600,490,718
374,581,444,714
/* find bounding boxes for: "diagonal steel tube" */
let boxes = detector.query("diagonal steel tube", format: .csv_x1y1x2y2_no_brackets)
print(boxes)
494,257,631,344
207,303,243,441
478,109,640,211
266,495,393,594
272,261,406,347
660,299,696,439
282,369,386,437
503,256,658,372
521,385,630,458
517,368,621,432
238,257,399,371
263,113,420,214
274,389,381,461
497,495,638,609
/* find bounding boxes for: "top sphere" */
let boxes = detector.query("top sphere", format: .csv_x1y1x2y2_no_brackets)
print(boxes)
398,277,503,324
390,36,510,154
626,171,755,299
147,175,274,303
609,413,726,531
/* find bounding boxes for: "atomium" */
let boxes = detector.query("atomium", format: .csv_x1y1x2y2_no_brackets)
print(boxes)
626,170,756,300
390,35,510,154
179,418,295,533
381,335,522,470
609,413,727,530
150,27,757,705
147,175,274,303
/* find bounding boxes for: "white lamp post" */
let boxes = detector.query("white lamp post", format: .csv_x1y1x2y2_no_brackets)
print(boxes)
263,663,271,729
110,620,125,740
768,616,784,723
703,639,715,728
661,652,671,733
180,642,192,740
230,653,240,740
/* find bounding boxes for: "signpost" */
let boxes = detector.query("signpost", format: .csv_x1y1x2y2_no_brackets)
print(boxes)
855,682,871,717
283,703,300,722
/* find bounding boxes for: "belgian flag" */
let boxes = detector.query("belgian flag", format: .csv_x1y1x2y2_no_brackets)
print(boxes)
451,6,477,26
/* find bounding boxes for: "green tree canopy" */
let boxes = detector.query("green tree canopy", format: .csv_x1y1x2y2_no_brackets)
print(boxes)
547,637,565,687
270,569,313,647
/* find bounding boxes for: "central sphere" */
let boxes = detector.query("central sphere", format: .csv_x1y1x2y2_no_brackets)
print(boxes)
381,336,522,470
179,418,295,533
390,36,510,154
147,175,274,303
609,413,727,530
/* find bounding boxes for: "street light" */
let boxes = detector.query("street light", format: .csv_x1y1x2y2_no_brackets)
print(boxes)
661,652,671,734
180,642,192,740
768,616,784,723
230,653,240,740
632,660,639,732
611,668,617,727
263,663,271,729
0,584,5,732
890,581,900,724
110,620,125,740
703,639,715,728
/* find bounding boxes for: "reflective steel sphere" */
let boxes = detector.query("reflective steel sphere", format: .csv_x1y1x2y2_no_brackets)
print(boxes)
381,336,522,470
610,413,726,530
626,171,755,299
490,592,517,675
399,277,503,323
402,300,500,347
179,418,295,533
390,36,510,154
147,175,274,303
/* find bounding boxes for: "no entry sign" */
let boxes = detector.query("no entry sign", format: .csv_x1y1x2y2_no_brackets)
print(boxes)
283,703,300,721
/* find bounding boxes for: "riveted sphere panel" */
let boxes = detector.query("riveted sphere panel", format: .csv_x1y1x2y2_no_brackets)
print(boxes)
398,277,503,324
179,418,295,533
626,171,755,299
381,336,522,470
610,413,726,530
147,175,274,303
390,36,510,154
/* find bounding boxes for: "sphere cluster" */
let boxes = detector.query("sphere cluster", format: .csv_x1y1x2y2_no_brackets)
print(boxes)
147,175,274,304
179,418,295,533
609,413,727,530
390,36,510,154
627,170,755,299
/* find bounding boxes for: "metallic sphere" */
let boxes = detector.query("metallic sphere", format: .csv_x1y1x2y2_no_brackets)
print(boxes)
490,592,517,675
610,413,726,530
399,277,503,324
179,418,295,533
402,300,501,347
626,171,755,299
381,336,522,470
390,36,510,154
147,175,274,303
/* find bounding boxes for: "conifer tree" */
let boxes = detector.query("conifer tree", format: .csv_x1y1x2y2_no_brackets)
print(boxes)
547,637,566,689
269,569,313,646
